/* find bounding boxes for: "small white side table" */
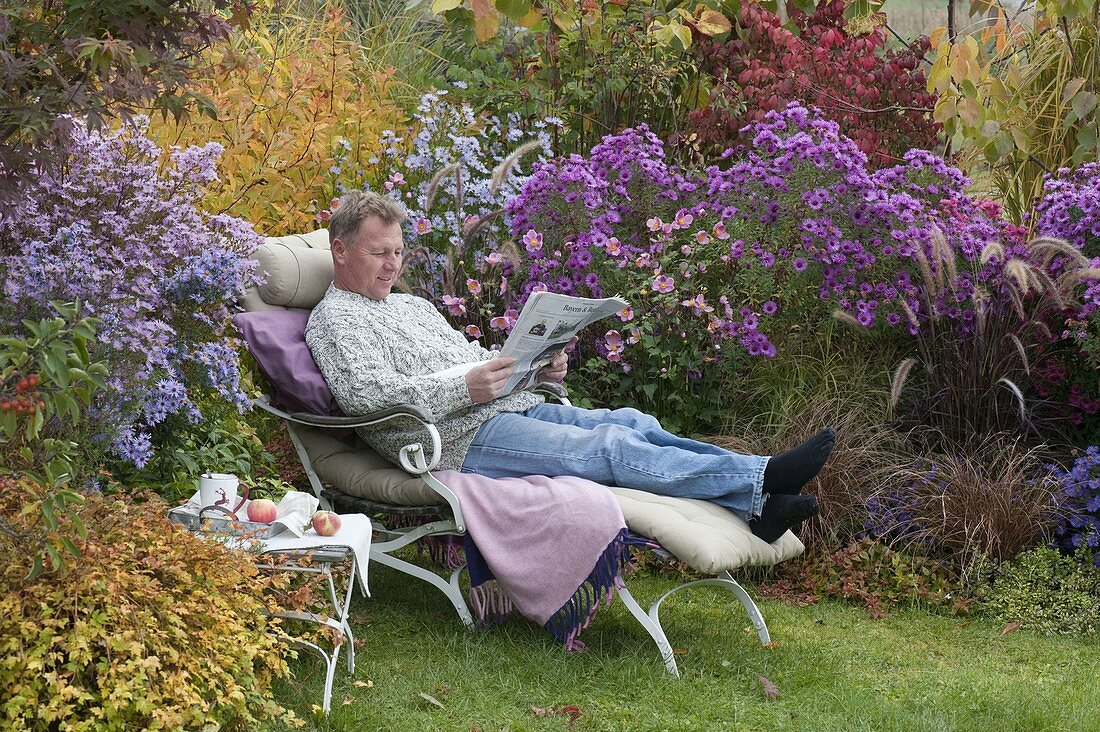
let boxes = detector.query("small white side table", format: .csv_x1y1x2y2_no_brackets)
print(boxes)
171,511,371,714
253,514,371,714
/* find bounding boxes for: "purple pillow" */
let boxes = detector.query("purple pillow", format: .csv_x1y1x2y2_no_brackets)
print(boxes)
233,311,344,416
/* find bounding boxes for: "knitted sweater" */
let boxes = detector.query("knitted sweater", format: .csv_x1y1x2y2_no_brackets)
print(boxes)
305,287,543,470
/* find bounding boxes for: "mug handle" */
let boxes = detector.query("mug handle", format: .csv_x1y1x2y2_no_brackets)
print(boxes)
233,483,251,515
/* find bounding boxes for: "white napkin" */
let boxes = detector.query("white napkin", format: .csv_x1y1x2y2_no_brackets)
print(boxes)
272,490,320,538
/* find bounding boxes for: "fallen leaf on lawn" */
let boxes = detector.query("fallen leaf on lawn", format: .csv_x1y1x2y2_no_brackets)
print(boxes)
418,691,445,708
763,641,779,649
1002,621,1021,634
759,675,782,699
530,706,582,727
342,695,354,706
353,680,374,688
672,648,688,655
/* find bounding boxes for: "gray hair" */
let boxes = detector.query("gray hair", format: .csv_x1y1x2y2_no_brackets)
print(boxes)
328,190,407,245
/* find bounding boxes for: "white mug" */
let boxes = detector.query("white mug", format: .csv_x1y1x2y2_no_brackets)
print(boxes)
198,473,243,514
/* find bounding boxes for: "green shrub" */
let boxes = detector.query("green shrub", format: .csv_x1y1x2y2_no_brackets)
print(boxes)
0,487,298,730
985,546,1100,636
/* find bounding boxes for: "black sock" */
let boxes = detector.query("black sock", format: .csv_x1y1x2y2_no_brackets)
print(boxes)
749,494,820,543
761,427,836,495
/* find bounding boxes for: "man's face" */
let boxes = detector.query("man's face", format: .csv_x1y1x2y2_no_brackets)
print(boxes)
332,216,405,301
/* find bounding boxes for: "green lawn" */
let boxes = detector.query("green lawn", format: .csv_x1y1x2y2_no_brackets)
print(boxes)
272,563,1100,731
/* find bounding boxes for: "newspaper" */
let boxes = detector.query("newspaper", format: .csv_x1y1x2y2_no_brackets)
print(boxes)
434,291,629,394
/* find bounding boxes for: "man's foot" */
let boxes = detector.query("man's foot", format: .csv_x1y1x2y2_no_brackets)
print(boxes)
749,494,820,543
761,428,836,495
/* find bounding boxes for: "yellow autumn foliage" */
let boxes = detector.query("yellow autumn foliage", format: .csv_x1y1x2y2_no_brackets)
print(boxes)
0,481,298,730
150,8,405,235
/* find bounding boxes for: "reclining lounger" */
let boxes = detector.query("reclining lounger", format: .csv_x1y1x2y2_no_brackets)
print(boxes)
238,230,805,675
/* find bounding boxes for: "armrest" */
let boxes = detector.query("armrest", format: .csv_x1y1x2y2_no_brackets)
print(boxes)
533,381,569,403
253,395,438,428
287,404,438,428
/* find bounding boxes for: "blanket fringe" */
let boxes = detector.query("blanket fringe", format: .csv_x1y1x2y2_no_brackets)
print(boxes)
468,579,514,623
544,527,646,651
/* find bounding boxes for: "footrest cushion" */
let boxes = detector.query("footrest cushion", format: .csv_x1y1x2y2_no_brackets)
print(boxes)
610,487,805,575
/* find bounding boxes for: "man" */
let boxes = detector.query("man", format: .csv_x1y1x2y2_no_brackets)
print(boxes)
306,191,832,542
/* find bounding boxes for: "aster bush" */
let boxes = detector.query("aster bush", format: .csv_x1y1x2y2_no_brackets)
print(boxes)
1050,446,1100,566
324,88,558,343
0,120,260,470
503,104,1057,432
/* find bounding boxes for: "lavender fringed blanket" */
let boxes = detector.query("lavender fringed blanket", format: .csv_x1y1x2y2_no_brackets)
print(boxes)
432,471,636,649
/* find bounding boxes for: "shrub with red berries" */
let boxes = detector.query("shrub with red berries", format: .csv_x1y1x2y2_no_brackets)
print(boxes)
0,373,44,416
687,0,939,167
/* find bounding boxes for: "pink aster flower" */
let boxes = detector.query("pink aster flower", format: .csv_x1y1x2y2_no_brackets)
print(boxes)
465,324,482,338
414,218,432,235
674,211,694,228
681,244,693,255
442,295,466,317
713,221,730,240
489,308,519,331
485,251,503,265
466,278,482,295
619,306,634,322
606,237,622,255
681,293,713,316
652,274,675,293
522,229,543,252
694,230,710,245
605,329,623,347
646,217,663,232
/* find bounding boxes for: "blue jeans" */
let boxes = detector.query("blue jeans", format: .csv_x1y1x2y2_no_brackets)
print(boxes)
460,403,767,520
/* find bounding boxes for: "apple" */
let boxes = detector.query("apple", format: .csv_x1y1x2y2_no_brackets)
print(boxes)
247,498,278,524
312,510,342,537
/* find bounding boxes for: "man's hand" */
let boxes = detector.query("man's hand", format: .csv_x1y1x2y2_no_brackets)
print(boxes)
538,337,577,384
466,358,516,404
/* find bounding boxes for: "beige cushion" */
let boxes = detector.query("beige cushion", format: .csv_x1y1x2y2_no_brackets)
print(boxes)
297,428,804,573
252,231,334,309
296,426,444,506
610,487,804,573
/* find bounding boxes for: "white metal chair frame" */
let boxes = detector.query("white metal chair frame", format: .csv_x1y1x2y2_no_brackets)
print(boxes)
253,388,773,676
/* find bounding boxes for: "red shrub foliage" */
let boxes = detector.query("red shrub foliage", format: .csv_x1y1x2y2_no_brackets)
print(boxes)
687,0,939,167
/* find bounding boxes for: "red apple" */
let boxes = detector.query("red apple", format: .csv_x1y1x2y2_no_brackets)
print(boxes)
247,498,278,524
311,510,342,537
